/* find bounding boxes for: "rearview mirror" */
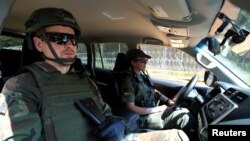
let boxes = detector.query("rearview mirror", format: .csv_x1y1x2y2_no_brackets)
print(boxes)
208,37,220,55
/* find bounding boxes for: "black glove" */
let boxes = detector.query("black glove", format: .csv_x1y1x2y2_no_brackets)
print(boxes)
95,116,126,141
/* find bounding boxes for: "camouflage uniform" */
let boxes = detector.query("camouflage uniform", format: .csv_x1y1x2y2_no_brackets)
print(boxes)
121,70,196,132
0,62,112,141
0,62,189,141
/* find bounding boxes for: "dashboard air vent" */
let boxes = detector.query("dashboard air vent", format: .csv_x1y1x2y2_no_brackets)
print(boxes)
224,88,237,97
231,92,248,105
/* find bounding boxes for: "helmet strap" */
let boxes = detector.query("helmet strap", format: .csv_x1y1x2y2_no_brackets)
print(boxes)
40,30,76,65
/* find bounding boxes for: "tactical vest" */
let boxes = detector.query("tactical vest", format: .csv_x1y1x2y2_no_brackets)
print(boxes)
25,62,104,141
131,72,156,107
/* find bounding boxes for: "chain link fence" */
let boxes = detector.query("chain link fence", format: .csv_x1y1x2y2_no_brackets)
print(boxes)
140,46,205,83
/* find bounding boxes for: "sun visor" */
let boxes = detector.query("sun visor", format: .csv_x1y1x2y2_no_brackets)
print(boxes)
146,0,224,38
139,0,192,22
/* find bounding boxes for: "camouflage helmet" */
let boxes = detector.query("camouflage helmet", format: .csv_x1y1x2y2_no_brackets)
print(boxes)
25,7,80,36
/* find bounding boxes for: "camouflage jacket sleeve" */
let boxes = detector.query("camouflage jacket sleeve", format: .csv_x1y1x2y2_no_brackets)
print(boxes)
121,71,136,103
0,72,43,141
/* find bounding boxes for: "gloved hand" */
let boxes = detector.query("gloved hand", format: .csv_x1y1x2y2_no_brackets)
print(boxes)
95,116,126,141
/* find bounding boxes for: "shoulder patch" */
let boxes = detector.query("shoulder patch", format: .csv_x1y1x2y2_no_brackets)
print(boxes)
0,94,15,115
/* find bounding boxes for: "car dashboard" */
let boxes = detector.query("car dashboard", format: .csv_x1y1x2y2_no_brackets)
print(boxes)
197,82,250,141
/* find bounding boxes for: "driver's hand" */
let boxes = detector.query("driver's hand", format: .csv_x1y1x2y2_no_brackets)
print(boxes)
155,105,167,112
166,99,175,107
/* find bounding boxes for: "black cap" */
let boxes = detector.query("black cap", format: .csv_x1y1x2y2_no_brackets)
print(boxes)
126,49,151,61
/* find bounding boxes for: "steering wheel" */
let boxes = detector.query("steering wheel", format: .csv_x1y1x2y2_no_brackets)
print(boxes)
172,75,199,109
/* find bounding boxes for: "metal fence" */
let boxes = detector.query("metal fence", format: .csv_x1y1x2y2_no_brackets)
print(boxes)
145,48,204,72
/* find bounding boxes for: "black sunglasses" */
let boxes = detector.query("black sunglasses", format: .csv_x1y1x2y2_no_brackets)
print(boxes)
44,32,78,46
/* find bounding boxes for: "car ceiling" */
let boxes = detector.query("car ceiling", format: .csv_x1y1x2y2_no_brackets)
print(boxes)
1,0,224,47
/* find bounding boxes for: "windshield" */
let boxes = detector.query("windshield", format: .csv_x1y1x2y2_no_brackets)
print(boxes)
213,9,250,86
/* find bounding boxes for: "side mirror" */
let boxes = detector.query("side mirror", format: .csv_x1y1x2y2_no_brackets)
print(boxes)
204,71,218,87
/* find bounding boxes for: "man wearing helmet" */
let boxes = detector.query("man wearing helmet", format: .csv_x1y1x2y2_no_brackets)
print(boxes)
25,7,81,67
0,7,189,141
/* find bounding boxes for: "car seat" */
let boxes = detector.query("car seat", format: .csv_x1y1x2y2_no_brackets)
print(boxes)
0,49,22,90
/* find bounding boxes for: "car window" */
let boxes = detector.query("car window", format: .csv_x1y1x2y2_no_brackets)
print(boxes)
77,43,87,64
94,43,128,70
0,35,23,51
205,9,250,86
0,35,23,79
139,44,205,84
219,9,250,86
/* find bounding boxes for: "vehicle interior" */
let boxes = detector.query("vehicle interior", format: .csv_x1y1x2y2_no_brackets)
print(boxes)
1,0,250,141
